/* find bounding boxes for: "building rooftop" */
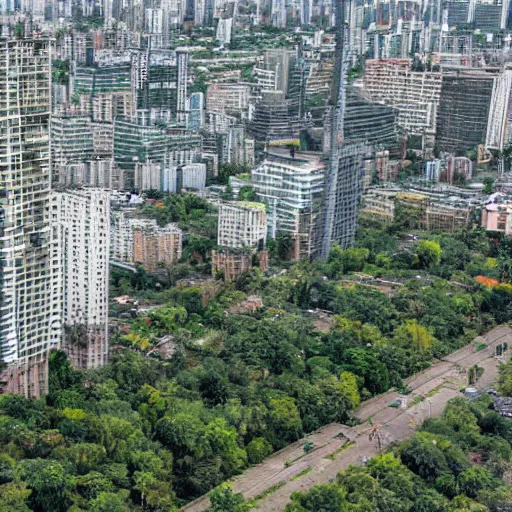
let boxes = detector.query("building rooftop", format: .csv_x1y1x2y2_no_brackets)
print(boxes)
264,148,325,170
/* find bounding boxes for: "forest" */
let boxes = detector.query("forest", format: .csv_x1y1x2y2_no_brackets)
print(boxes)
2,225,512,511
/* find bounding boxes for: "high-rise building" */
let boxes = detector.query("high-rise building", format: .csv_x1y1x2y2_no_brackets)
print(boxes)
206,83,250,116
114,111,201,187
436,70,495,154
217,202,267,249
320,141,372,255
51,115,95,166
363,59,442,137
187,92,205,132
0,39,56,397
49,189,110,370
252,149,325,259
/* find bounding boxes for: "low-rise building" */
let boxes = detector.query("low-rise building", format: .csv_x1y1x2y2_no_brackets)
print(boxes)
361,188,472,232
212,249,269,281
482,196,512,235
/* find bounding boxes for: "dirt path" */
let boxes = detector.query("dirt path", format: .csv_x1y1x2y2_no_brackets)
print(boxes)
181,325,512,512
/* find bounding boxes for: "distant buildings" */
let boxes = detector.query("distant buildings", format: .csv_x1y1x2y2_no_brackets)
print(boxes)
207,83,250,116
134,162,207,192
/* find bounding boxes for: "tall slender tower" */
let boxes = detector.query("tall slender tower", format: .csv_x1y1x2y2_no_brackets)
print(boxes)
320,0,368,259
0,39,56,397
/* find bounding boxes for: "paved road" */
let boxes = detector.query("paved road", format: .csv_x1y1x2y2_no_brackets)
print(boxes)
181,325,512,512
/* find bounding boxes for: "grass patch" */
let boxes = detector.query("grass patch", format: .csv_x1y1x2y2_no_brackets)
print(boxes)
252,481,286,501
408,395,425,408
291,467,313,481
325,441,355,460
426,385,443,398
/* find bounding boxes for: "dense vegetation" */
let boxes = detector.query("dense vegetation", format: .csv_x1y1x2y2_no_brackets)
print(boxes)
2,227,512,511
285,396,512,511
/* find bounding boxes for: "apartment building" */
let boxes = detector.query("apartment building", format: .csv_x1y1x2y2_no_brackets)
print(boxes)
0,39,56,397
114,111,201,188
217,202,267,249
51,115,95,166
187,92,205,132
135,162,162,191
252,149,325,259
131,50,189,117
135,162,207,192
436,70,495,154
482,201,512,235
363,59,442,136
72,64,131,96
206,83,250,116
55,159,122,189
50,189,110,370
133,224,183,270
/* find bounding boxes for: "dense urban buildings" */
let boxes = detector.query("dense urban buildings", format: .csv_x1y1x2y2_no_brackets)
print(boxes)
2,0,512,402
4,2,512,512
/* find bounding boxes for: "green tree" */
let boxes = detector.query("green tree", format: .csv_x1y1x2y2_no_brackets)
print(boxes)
207,483,250,512
246,437,273,464
156,413,205,459
338,372,361,409
483,177,494,194
458,467,497,499
18,458,70,512
89,491,130,512
399,434,449,482
285,484,347,512
393,320,436,352
0,482,32,512
416,240,442,268
238,185,257,201
268,397,303,448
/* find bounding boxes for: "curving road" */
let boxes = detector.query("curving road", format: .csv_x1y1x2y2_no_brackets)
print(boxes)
181,325,512,512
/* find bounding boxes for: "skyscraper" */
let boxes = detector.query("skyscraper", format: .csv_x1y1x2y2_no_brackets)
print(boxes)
320,0,370,257
50,189,110,371
0,39,56,397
